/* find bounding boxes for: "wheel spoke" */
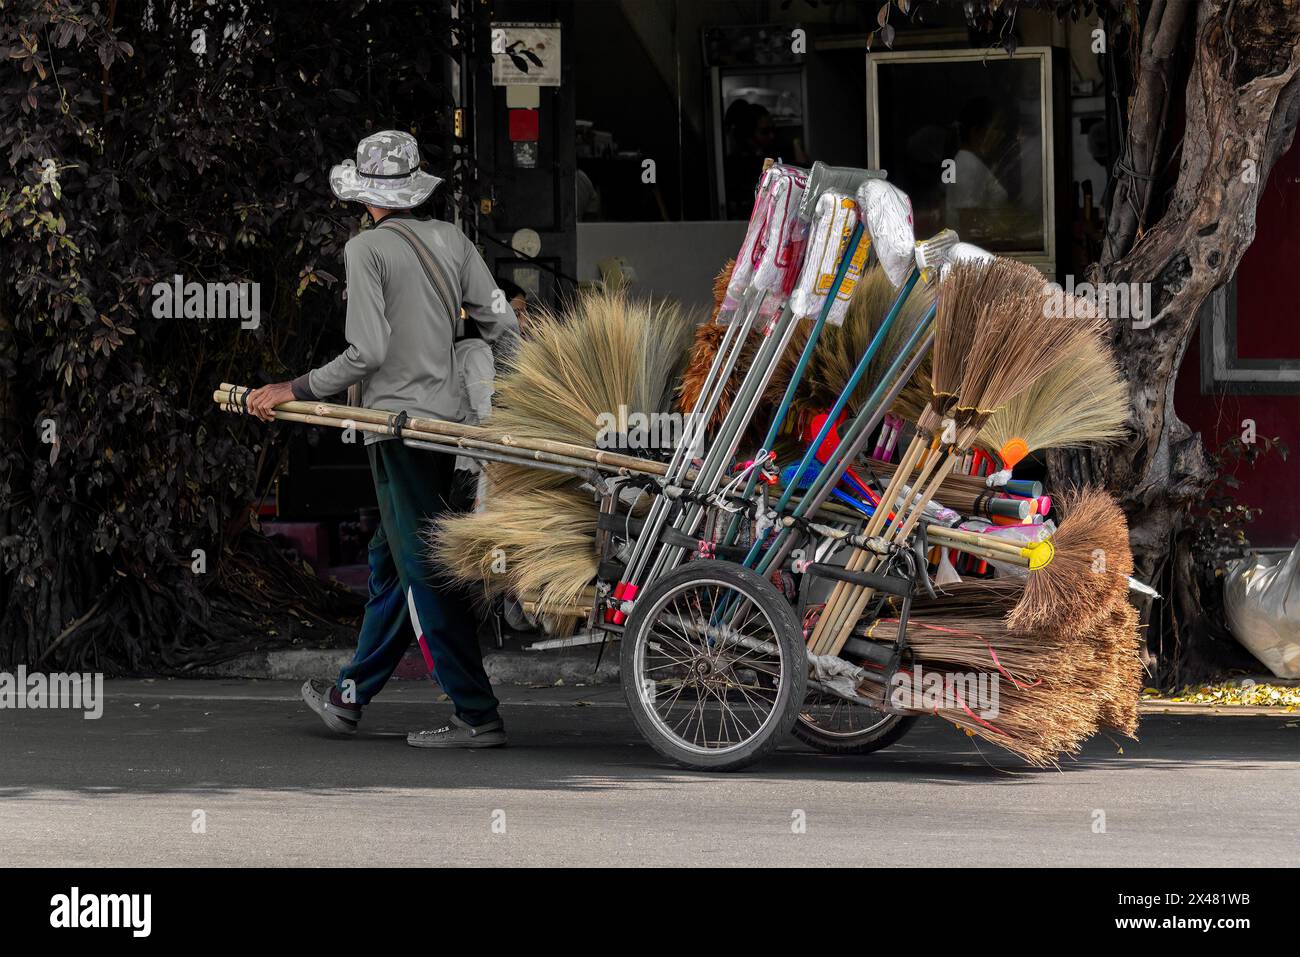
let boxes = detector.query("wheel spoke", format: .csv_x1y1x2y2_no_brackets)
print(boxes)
632,570,793,756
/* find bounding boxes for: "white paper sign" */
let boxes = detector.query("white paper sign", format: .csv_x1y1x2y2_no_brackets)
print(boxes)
491,22,561,87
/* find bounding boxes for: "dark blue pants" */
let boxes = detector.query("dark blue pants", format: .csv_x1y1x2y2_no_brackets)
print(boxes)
336,441,500,726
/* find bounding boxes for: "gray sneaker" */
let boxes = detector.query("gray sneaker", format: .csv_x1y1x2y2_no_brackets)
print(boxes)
301,679,362,736
406,714,507,749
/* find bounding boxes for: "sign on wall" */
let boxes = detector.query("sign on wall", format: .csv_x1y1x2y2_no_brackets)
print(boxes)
491,22,561,87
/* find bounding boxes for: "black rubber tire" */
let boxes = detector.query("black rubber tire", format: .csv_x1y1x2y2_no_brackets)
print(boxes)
792,704,917,754
620,560,806,772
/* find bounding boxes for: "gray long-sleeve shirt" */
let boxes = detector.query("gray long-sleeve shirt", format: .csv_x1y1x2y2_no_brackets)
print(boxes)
293,211,518,441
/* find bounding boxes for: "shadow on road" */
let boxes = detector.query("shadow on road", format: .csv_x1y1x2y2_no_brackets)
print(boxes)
1,684,1294,799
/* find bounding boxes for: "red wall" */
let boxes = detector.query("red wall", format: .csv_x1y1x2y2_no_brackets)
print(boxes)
1173,139,1300,547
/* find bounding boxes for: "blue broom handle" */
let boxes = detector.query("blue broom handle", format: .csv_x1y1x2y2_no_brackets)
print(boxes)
721,223,867,546
761,223,866,453
747,299,937,574
773,266,920,516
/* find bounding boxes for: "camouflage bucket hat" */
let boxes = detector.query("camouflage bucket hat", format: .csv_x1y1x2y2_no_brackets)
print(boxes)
329,130,443,209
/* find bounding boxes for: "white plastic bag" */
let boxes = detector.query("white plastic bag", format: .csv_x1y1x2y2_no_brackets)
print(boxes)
856,179,914,288
1224,544,1300,679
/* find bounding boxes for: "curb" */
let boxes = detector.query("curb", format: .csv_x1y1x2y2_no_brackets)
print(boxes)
1138,700,1299,717
190,645,619,686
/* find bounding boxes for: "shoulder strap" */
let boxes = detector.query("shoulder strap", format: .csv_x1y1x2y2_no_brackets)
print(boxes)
379,219,461,329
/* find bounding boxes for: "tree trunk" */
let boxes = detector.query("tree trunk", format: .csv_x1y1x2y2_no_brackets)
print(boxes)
1051,0,1300,680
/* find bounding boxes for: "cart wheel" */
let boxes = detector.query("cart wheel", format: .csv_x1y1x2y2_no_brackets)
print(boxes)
621,560,806,772
794,688,917,754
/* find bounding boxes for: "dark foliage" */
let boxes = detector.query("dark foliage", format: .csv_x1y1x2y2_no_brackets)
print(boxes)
0,0,465,670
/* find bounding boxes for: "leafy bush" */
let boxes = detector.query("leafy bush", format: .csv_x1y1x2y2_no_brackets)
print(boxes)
0,0,460,670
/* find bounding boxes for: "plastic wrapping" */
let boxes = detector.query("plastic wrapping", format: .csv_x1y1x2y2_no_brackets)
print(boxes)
721,165,778,316
722,164,806,317
1224,544,1300,679
789,191,867,324
808,651,870,699
856,179,914,288
795,161,886,222
752,167,808,301
939,241,995,282
951,520,1056,579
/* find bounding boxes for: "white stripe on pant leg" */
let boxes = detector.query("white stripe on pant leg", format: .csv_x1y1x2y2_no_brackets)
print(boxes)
406,586,436,673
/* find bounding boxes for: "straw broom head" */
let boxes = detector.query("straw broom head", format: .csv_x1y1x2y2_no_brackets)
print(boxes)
861,578,1140,765
429,288,694,611
675,324,763,429
888,351,932,425
712,258,735,321
952,284,1107,448
426,485,600,611
869,656,1094,767
977,331,1128,467
1006,486,1133,633
492,288,695,448
924,257,1046,434
1097,598,1144,737
675,258,741,419
861,608,1103,765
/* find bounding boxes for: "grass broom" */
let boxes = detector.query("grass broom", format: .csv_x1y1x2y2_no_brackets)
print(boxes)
422,289,695,615
811,258,1078,654
977,332,1128,469
856,585,1140,764
1004,485,1133,633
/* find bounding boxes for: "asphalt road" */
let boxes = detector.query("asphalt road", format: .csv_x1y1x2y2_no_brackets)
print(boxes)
1,679,1296,867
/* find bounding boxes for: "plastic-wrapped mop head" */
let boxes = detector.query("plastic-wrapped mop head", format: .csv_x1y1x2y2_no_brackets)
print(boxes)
752,166,809,304
796,161,887,223
720,165,778,316
789,191,868,325
722,164,804,317
856,179,915,288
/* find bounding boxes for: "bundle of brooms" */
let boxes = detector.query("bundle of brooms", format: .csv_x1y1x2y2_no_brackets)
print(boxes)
852,489,1143,766
675,258,799,452
216,289,696,630
676,261,937,459
810,257,1107,656
427,290,696,621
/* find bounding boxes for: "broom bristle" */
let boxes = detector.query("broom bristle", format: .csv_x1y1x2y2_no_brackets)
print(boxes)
428,287,693,609
929,260,1107,446
859,580,1131,765
956,286,1106,443
712,258,735,321
1097,598,1145,736
1006,486,1133,633
797,265,938,416
491,288,695,448
796,265,897,411
428,487,599,610
675,258,742,420
930,259,1045,409
977,331,1128,459
675,325,763,430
